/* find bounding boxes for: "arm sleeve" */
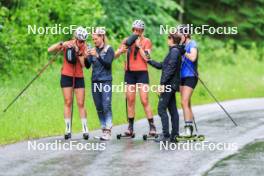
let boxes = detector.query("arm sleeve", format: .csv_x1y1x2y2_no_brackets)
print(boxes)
84,56,93,69
160,48,180,85
97,47,114,69
147,59,163,69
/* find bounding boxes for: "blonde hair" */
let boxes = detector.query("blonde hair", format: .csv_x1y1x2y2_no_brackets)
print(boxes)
93,28,107,44
94,33,108,45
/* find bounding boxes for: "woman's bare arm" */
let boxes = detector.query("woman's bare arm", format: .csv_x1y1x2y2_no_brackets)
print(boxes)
48,42,64,53
184,48,197,62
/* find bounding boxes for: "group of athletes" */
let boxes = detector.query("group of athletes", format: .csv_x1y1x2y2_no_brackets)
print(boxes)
48,20,199,142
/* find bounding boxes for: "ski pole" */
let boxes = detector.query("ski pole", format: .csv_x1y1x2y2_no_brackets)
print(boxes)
125,97,128,121
192,116,199,132
70,65,76,131
3,51,61,113
182,58,238,126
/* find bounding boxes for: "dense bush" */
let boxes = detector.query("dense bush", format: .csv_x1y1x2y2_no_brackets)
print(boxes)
0,0,263,80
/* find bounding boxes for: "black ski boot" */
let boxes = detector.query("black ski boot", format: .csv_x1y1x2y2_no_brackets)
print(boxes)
64,133,71,140
83,133,89,140
154,133,170,142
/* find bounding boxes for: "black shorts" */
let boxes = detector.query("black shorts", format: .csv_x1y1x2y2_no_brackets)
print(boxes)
60,75,85,88
125,71,149,84
180,77,198,89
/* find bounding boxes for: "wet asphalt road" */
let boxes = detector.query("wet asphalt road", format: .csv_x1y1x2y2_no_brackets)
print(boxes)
0,98,264,176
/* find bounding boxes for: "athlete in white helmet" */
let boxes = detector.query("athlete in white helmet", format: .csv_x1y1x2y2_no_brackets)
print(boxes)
132,19,145,29
75,26,88,41
48,26,89,140
115,20,157,138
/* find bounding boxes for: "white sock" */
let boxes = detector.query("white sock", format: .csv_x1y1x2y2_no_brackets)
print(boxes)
81,118,88,133
65,118,71,133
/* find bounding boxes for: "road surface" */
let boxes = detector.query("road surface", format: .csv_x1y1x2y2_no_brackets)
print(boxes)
0,98,264,176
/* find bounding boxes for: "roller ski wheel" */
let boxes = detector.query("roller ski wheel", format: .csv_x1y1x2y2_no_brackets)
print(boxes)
175,134,205,142
142,133,158,141
64,133,71,140
93,136,106,140
83,133,89,140
116,133,135,140
94,136,100,139
197,134,205,141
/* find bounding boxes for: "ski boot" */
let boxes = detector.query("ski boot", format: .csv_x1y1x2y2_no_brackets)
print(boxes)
143,123,157,141
176,125,205,142
117,126,135,139
64,132,71,140
154,133,170,143
83,133,89,140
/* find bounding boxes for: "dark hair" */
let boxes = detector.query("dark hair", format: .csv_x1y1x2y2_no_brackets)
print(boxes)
168,33,182,44
178,24,191,38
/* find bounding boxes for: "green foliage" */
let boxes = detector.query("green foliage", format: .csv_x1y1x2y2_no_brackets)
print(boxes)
1,0,263,79
0,0,103,80
183,0,264,47
99,0,178,46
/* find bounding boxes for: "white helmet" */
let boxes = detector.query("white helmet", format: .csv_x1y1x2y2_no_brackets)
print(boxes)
132,20,145,29
75,26,88,41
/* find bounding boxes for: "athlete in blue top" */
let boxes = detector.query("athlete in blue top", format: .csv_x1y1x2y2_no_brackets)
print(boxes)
179,25,199,137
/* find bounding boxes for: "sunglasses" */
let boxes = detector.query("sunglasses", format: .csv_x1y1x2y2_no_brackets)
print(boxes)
78,40,85,43
133,28,143,32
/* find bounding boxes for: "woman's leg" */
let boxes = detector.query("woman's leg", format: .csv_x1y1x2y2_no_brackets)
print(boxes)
138,84,153,119
158,91,173,138
125,84,136,133
62,87,73,134
138,83,156,134
181,85,195,136
126,84,136,117
101,81,112,130
181,86,194,122
92,82,105,129
100,81,112,140
75,88,88,133
167,92,179,138
75,88,86,117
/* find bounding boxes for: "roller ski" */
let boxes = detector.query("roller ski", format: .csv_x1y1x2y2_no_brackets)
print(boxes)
176,134,205,142
117,127,135,139
175,125,205,142
117,117,135,139
143,123,158,141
